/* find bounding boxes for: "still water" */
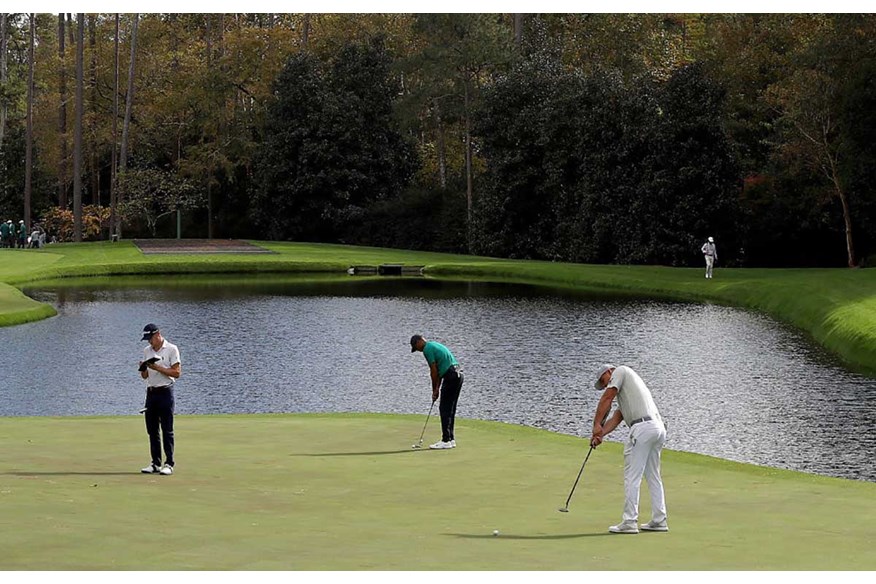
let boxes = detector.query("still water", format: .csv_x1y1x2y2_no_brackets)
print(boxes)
2,276,875,482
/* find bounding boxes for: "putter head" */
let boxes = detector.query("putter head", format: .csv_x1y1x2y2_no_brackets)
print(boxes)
558,507,569,513
411,443,421,449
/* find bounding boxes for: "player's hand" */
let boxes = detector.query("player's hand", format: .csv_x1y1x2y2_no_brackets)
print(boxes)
590,434,603,448
432,390,439,402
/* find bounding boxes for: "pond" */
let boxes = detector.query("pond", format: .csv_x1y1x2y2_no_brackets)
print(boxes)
2,275,875,482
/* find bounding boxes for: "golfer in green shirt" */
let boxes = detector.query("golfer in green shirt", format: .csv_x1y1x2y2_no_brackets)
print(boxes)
410,334,464,449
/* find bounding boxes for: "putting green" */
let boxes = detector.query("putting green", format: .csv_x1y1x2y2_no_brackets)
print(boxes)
1,414,873,569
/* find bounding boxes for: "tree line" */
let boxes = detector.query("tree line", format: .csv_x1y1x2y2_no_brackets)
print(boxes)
0,14,874,267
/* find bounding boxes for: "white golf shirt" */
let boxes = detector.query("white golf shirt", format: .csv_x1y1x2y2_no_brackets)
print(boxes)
143,340,181,388
605,365,660,425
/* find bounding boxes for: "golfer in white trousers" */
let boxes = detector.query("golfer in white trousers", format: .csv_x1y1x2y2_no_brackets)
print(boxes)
591,364,668,534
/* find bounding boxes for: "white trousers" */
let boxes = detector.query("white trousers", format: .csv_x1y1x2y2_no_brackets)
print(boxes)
622,419,668,525
704,255,714,278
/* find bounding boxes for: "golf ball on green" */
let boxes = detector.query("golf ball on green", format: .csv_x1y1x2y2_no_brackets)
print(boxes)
492,530,499,536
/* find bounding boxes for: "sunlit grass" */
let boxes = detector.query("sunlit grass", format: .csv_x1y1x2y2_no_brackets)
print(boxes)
1,414,874,570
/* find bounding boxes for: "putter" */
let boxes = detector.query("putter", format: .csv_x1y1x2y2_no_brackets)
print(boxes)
558,445,594,513
411,400,436,449
558,412,609,513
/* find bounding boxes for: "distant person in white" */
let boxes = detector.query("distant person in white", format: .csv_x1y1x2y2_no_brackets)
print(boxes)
139,323,181,476
590,364,668,534
701,236,717,278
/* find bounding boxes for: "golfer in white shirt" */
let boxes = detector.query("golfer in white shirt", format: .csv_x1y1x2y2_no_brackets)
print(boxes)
591,364,668,534
701,236,717,278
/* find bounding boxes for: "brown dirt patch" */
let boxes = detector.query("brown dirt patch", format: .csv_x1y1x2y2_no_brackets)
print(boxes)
133,239,274,254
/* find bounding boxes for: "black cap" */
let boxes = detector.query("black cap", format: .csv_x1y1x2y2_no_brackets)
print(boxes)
141,323,159,341
410,334,424,352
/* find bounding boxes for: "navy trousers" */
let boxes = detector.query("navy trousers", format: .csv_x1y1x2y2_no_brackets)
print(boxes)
144,387,175,467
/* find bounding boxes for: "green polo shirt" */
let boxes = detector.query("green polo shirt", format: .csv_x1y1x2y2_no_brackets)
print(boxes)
423,341,459,377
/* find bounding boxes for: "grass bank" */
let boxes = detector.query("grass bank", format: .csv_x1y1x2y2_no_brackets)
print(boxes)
1,414,874,570
2,241,876,374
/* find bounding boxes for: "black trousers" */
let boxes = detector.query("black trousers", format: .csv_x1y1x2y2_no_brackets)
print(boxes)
144,387,175,467
439,367,464,442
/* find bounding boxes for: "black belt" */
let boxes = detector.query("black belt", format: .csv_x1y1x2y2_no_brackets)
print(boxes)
147,384,173,392
629,415,657,427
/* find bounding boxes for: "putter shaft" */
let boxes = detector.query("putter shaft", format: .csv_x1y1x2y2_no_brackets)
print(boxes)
559,445,595,512
412,401,436,448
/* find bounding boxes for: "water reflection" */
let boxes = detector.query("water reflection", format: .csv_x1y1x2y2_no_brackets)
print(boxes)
2,276,874,482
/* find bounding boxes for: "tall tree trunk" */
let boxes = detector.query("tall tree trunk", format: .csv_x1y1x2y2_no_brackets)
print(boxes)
301,14,310,49
89,14,99,206
825,151,856,267
434,98,447,189
0,13,8,151
58,14,68,209
837,184,856,268
110,14,119,238
219,14,225,69
206,14,212,61
73,13,85,242
463,75,473,251
201,14,213,239
24,14,34,231
513,14,524,45
0,13,7,211
118,13,139,239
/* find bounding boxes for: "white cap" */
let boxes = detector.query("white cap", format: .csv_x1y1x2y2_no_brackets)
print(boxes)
708,236,714,243
594,363,615,390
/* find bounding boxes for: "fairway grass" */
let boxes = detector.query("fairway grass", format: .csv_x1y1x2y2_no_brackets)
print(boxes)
1,414,874,570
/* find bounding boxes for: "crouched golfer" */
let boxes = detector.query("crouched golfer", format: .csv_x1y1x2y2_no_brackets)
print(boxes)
410,334,463,449
591,364,668,534
139,323,181,476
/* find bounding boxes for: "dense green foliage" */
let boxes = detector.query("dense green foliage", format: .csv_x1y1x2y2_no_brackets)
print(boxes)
2,14,876,266
473,50,740,264
249,37,417,242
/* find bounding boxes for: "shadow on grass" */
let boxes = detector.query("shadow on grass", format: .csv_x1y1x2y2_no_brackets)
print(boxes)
446,532,613,540
3,471,142,476
291,449,427,457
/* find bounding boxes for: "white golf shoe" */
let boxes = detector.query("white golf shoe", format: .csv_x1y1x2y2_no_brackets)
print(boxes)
159,464,174,475
641,521,669,532
429,441,454,449
608,522,639,534
141,463,161,474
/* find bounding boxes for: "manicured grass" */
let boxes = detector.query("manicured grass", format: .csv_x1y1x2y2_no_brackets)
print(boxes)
2,241,876,374
1,414,874,570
